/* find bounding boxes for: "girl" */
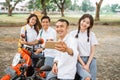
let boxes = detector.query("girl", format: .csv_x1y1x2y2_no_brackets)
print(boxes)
70,14,98,80
20,13,42,50
19,14,42,76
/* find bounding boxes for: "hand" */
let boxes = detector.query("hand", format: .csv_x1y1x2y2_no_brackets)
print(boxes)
20,38,27,44
83,64,90,72
34,48,43,55
52,63,58,74
55,41,67,52
46,39,54,41
20,34,25,38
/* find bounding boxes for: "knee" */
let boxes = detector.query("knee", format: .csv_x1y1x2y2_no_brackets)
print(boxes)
85,77,91,80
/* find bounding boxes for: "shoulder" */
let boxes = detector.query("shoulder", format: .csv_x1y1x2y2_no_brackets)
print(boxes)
90,31,96,36
39,28,42,32
49,27,56,32
67,34,77,42
70,30,77,34
21,25,27,30
69,30,77,37
49,27,55,30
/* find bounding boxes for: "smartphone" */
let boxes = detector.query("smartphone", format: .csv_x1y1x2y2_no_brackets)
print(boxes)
44,41,58,49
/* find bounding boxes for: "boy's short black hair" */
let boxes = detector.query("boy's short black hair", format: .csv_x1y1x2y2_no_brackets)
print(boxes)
41,15,50,22
57,19,69,26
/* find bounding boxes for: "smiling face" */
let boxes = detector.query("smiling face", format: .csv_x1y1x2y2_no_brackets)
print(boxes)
28,16,37,27
80,17,90,31
55,21,68,39
41,18,50,30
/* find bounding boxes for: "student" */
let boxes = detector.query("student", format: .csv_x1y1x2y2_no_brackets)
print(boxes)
21,15,57,69
70,14,98,80
36,15,57,68
46,19,78,80
19,13,42,76
20,13,42,51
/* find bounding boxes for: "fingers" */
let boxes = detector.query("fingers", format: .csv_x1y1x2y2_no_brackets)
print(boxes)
55,41,67,52
35,48,43,54
52,66,58,74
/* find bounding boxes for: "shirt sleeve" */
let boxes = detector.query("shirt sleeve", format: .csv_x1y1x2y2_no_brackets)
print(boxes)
90,32,98,46
20,26,25,35
68,37,79,56
54,50,60,62
69,30,77,37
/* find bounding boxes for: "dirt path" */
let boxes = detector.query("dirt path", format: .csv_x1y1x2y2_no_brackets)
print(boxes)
0,25,120,80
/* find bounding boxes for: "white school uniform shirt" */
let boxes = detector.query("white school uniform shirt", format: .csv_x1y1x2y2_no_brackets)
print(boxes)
54,34,79,79
20,24,38,48
70,30,98,56
37,27,57,58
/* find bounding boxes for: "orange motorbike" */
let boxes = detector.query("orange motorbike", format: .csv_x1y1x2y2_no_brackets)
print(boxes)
0,38,50,80
1,47,32,80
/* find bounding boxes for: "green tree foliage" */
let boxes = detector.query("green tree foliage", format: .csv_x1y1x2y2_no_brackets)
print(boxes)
28,0,50,15
101,4,111,13
28,0,72,16
53,0,72,17
28,0,42,10
81,0,95,12
111,4,119,12
69,0,79,11
5,0,25,16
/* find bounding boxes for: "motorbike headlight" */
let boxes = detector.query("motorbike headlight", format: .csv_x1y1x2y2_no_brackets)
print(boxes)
12,53,21,66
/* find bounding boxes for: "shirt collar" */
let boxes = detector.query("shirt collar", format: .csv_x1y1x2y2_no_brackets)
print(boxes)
80,30,87,34
43,27,50,32
62,34,69,42
26,24,34,29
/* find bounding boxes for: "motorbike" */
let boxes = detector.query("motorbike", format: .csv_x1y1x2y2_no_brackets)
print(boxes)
1,47,32,80
0,37,51,80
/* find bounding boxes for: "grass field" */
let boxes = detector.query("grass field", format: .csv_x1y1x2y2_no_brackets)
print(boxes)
0,13,120,79
0,13,120,27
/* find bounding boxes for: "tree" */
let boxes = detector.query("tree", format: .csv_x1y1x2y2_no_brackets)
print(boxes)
111,4,119,12
5,0,24,16
95,0,103,21
40,0,48,16
28,0,41,11
69,0,77,11
81,0,95,12
101,4,111,13
28,0,50,16
81,0,90,12
53,0,66,17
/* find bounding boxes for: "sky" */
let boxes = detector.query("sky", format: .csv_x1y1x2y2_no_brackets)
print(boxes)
71,0,120,7
0,0,120,7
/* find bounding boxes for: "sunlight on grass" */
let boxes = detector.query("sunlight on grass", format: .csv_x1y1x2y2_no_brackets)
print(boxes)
0,14,28,23
0,13,120,26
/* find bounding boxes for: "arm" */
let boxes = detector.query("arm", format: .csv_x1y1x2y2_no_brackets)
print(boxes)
55,41,73,56
52,61,58,74
83,32,98,71
78,54,85,66
21,39,39,46
86,45,95,66
83,45,95,72
65,47,73,56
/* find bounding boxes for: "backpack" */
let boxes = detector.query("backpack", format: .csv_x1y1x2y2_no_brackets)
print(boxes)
18,26,27,52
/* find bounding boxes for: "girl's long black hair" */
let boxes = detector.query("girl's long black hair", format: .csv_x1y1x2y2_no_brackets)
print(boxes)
75,14,94,42
27,14,42,34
